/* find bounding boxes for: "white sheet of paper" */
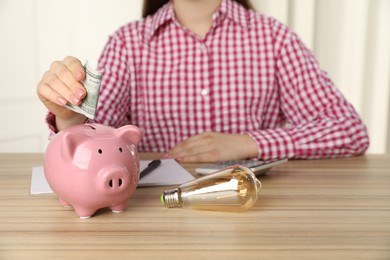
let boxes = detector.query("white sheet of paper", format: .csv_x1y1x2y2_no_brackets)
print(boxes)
31,166,54,194
138,159,194,187
30,159,194,195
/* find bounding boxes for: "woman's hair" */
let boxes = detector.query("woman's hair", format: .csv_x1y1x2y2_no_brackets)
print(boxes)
142,0,254,18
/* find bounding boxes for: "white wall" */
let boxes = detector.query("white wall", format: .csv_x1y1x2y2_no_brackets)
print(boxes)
0,0,141,152
0,0,389,153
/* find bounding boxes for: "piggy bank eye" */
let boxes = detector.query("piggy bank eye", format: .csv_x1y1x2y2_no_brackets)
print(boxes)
119,147,123,153
98,149,103,154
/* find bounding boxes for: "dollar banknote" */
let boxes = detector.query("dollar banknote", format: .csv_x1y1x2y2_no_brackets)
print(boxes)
65,61,102,119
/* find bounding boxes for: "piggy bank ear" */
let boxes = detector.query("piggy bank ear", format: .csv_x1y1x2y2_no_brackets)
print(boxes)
116,125,142,146
61,131,86,160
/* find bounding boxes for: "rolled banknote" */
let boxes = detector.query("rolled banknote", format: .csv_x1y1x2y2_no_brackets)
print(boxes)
65,61,102,119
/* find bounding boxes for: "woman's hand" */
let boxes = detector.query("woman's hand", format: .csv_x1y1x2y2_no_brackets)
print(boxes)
37,56,87,130
166,132,259,163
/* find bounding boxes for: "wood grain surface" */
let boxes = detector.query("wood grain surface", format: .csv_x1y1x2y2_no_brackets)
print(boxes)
0,153,389,259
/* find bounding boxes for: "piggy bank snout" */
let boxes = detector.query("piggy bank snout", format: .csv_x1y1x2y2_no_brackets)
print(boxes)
99,167,132,193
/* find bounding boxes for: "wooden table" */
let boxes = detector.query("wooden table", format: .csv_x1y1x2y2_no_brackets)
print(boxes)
0,153,389,259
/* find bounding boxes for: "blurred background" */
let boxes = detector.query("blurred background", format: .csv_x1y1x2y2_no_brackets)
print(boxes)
0,0,389,153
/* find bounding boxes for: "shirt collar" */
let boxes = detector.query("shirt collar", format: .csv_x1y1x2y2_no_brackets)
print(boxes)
220,0,251,28
149,1,175,37
146,0,251,42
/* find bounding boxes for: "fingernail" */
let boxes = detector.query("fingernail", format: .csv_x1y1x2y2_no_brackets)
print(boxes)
57,97,67,106
70,95,80,105
75,88,85,99
75,70,84,80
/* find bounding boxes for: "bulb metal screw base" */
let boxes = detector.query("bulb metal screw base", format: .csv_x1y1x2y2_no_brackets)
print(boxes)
161,189,182,208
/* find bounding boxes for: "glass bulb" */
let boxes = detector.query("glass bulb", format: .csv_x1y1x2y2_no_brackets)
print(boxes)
161,165,262,211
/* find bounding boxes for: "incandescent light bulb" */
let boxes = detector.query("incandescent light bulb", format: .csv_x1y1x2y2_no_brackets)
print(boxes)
161,165,262,211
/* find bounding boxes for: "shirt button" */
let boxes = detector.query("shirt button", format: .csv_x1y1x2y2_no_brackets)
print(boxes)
200,89,209,96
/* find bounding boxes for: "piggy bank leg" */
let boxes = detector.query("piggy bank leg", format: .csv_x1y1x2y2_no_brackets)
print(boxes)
73,206,97,219
110,201,128,213
59,198,71,208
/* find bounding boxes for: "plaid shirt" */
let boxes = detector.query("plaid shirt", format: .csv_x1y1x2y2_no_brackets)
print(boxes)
48,0,369,159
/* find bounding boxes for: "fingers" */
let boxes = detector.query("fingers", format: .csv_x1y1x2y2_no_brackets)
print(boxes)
49,65,83,104
37,77,67,107
168,133,217,162
167,133,260,163
51,57,86,99
63,56,85,82
37,56,86,110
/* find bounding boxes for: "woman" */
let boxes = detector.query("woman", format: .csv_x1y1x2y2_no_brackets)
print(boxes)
37,0,369,162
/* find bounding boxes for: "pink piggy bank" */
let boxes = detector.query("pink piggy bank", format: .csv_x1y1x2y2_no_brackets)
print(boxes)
44,123,142,219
